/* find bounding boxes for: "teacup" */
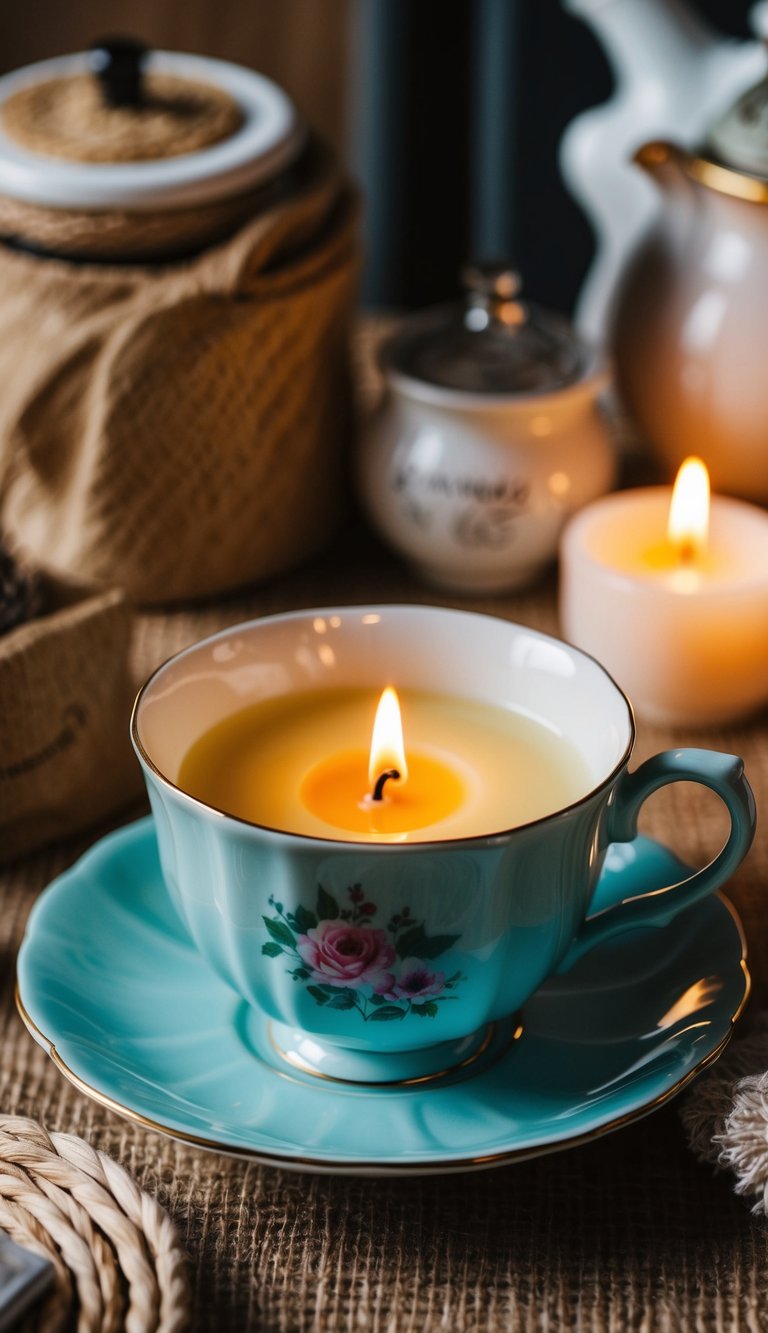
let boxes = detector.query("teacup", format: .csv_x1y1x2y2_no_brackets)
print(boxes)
131,606,755,1084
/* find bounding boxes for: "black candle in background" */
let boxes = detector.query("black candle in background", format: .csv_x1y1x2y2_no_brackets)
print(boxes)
469,0,520,267
351,0,473,310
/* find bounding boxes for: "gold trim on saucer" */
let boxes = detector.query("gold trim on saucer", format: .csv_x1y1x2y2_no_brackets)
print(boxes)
14,891,751,1176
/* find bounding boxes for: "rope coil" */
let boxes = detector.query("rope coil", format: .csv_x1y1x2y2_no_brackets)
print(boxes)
0,1116,189,1332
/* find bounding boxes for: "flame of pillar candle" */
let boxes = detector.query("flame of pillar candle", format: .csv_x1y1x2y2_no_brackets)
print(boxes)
368,686,408,790
667,457,710,562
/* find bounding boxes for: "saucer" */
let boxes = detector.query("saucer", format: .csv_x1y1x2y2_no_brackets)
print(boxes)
17,818,749,1176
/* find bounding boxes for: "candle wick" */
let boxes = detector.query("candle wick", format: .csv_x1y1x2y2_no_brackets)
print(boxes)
372,769,400,801
678,537,698,565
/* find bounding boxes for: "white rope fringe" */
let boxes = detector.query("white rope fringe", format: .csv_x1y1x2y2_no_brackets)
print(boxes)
678,1015,768,1214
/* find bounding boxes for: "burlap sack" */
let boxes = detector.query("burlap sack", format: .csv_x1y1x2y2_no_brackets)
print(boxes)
0,143,358,603
0,579,143,864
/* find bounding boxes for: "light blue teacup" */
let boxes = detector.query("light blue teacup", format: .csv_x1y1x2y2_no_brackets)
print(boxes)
131,606,755,1084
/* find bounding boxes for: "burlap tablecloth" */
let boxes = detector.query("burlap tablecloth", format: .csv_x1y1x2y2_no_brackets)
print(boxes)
3,526,768,1331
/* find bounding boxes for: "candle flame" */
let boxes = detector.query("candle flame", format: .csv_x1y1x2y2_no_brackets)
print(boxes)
667,457,710,561
368,687,408,789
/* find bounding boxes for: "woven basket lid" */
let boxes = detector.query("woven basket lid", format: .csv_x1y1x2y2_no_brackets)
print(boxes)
0,44,305,211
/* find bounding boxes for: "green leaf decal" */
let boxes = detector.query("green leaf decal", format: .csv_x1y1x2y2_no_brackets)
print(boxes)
307,985,330,1005
263,917,296,949
290,904,318,934
261,941,284,958
316,885,339,921
395,925,459,961
369,1005,407,1022
411,1001,439,1017
327,990,355,1010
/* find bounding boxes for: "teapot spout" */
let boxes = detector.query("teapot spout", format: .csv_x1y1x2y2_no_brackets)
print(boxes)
633,140,685,180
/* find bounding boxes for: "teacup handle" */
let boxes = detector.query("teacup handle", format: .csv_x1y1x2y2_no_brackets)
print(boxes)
557,749,755,973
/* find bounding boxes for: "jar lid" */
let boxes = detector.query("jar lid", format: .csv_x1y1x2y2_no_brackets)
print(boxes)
382,266,591,397
0,44,305,210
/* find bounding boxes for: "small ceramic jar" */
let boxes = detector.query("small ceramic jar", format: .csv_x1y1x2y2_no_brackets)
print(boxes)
358,267,614,593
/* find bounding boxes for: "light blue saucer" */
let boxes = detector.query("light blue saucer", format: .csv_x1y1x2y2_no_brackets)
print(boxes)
17,818,749,1176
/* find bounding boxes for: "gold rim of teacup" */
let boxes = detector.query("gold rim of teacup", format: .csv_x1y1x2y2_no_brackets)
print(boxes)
130,606,637,849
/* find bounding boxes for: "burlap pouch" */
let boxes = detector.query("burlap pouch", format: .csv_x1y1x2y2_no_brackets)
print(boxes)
0,143,358,603
0,579,142,864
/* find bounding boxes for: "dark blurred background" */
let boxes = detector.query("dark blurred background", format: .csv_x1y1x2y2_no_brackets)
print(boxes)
0,0,757,311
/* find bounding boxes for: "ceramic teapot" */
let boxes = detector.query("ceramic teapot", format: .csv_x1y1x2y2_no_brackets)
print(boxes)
559,0,764,341
611,139,768,502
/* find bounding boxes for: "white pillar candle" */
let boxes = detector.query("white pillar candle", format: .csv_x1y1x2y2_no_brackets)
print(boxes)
559,461,768,727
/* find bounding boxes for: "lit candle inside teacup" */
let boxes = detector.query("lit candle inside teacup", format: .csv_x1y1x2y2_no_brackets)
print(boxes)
302,686,469,837
560,458,768,726
177,681,590,843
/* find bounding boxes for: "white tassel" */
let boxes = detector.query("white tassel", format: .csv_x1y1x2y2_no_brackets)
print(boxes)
718,1071,768,1214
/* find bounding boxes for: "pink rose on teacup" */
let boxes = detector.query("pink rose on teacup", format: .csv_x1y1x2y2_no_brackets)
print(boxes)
384,958,445,1002
297,921,396,993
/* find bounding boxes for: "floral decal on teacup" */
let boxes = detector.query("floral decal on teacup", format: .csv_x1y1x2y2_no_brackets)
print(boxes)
262,884,463,1021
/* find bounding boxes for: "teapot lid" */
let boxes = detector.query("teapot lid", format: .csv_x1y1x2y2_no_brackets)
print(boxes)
707,30,768,179
382,265,590,397
0,44,304,210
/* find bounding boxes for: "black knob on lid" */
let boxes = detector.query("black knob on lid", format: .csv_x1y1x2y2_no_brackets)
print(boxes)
88,37,148,108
